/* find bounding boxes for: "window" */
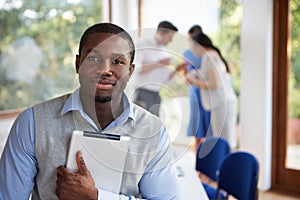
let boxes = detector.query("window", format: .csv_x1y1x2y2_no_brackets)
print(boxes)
0,0,102,111
272,0,300,194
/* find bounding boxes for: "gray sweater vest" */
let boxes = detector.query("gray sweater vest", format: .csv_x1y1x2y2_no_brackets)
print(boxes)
31,94,169,199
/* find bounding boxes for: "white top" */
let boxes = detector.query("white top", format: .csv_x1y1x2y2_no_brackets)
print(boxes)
195,51,237,110
133,37,172,92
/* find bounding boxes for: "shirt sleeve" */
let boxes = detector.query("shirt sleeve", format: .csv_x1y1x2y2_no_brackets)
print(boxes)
97,126,181,200
0,108,37,200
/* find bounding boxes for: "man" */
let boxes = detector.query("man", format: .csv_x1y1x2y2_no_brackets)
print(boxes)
0,23,180,200
133,21,178,116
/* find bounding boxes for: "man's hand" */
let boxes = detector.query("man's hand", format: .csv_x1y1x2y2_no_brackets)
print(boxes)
157,58,171,66
56,151,98,200
168,62,189,80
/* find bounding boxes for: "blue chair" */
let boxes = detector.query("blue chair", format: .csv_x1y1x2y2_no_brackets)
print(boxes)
196,137,231,182
195,137,230,199
216,151,259,200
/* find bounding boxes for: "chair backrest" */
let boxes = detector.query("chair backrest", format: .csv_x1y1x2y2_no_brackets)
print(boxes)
196,137,231,181
217,151,259,200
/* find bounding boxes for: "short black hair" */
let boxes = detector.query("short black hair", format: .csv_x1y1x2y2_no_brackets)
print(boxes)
78,23,135,64
157,21,178,33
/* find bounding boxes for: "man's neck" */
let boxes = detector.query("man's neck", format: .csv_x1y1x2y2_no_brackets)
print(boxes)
95,100,123,130
155,34,162,45
80,94,123,130
94,102,114,130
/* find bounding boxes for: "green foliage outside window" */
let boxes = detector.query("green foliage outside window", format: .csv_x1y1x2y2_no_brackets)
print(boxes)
289,0,300,118
0,0,102,110
217,0,241,97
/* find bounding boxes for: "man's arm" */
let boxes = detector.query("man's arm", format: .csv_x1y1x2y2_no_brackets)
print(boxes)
138,58,171,75
0,108,37,200
138,126,181,199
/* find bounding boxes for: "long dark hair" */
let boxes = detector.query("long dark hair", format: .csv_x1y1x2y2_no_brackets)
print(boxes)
188,25,202,35
192,31,230,73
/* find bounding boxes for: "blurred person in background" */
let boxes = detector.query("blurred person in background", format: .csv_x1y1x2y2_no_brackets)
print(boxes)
133,21,178,117
173,25,212,152
186,31,237,149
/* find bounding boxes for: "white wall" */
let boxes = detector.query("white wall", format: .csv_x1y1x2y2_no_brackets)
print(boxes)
103,0,139,31
106,0,221,35
141,0,220,34
240,0,273,190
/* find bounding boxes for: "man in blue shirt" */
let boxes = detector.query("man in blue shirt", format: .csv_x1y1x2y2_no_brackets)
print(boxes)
0,23,180,200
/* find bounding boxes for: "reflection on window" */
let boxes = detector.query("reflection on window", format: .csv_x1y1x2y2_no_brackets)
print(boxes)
0,0,102,110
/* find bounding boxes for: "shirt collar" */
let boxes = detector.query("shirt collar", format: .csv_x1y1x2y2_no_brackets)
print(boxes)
61,87,135,129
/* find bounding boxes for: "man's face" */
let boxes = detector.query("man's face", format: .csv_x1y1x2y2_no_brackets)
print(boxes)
160,31,175,45
76,32,134,103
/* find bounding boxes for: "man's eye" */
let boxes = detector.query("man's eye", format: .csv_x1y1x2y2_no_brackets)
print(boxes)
87,56,100,62
112,59,124,65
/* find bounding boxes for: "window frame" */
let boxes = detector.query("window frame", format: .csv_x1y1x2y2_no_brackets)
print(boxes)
272,0,300,195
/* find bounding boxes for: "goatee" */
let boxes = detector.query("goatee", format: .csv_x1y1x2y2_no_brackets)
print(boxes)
95,96,112,103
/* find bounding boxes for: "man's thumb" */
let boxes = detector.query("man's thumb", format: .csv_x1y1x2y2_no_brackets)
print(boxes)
76,151,89,175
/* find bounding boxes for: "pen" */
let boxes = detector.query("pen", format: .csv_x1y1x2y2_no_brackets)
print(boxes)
83,131,121,141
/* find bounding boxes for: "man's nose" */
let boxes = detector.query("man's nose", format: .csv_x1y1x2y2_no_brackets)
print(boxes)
96,61,113,76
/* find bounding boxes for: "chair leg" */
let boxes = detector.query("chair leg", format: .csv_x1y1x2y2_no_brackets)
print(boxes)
255,187,259,200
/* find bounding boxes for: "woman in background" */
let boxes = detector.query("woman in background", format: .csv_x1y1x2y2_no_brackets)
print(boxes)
175,25,212,152
186,31,237,149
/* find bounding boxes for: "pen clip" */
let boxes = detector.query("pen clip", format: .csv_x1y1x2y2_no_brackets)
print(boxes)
83,131,121,141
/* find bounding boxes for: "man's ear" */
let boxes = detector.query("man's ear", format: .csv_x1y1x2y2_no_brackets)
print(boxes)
75,55,80,73
129,64,135,77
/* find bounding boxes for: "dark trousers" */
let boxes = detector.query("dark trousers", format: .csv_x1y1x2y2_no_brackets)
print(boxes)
133,88,161,116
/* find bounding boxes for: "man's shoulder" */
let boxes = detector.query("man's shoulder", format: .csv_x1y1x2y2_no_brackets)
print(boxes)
34,93,71,107
130,103,165,140
132,103,162,122
32,93,72,114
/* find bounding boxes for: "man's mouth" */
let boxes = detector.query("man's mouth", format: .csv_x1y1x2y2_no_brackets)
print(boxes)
92,79,116,90
96,82,115,89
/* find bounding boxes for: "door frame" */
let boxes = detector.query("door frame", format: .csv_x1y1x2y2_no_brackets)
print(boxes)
272,0,300,195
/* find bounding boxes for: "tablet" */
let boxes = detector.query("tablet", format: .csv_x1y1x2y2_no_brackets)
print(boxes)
66,130,130,193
